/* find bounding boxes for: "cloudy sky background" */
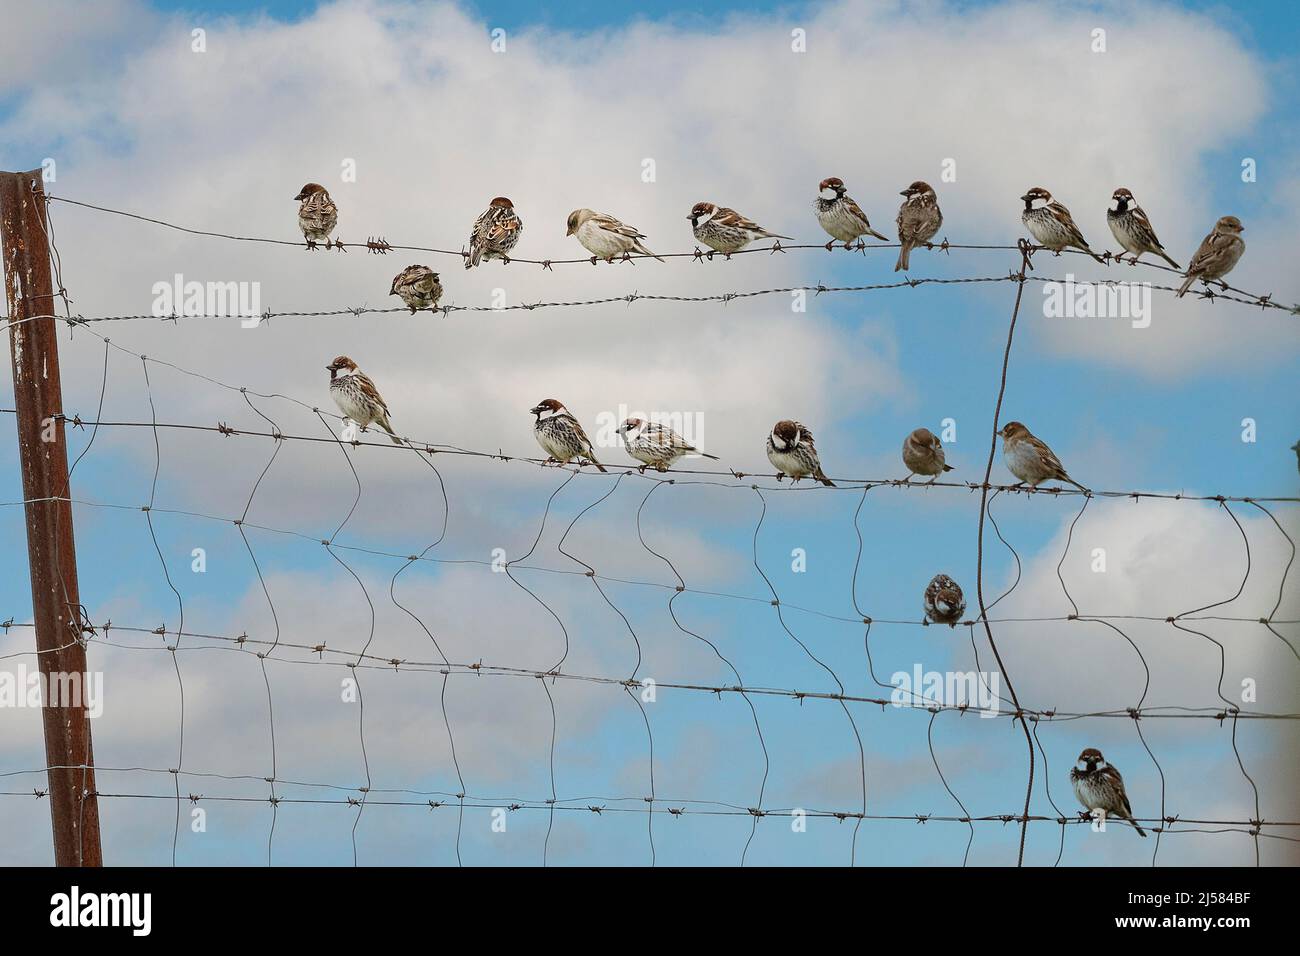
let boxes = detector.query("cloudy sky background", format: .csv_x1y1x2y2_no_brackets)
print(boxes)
1,0,1297,865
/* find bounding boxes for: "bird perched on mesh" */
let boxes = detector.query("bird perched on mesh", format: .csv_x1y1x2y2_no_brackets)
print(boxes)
998,421,1087,491
466,197,523,268
902,427,953,482
1106,188,1179,268
894,181,942,272
688,202,791,256
1176,215,1245,297
617,418,718,472
1021,187,1105,262
566,209,663,263
530,399,606,471
1070,748,1146,837
923,574,966,626
327,355,402,444
389,265,443,313
294,183,338,250
815,177,889,250
766,420,835,486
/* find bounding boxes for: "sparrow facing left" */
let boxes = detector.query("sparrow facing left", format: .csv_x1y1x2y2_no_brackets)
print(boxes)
902,427,953,482
327,355,402,444
294,183,338,250
1021,187,1106,262
1107,188,1180,268
566,209,663,263
389,265,443,313
688,202,792,256
1070,748,1146,837
531,399,607,472
815,177,889,250
767,420,835,486
617,418,718,472
466,197,523,268
998,421,1087,491
895,181,943,272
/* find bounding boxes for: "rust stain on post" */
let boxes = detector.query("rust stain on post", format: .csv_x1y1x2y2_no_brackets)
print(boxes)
1,169,103,866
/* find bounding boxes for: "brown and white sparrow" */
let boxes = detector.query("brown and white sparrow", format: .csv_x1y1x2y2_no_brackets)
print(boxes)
1107,188,1179,268
815,177,889,250
1021,187,1105,262
902,427,953,482
531,399,607,471
998,421,1087,491
923,573,966,626
688,202,791,256
566,209,663,263
894,181,943,272
767,420,835,486
389,265,443,313
1070,748,1146,837
294,183,338,250
466,197,523,268
616,418,718,472
327,355,402,444
1176,216,1245,297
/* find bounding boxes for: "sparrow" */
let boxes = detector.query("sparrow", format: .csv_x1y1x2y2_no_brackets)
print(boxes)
1070,748,1146,837
902,427,953,482
1107,188,1179,268
688,202,792,256
530,399,607,472
1176,216,1245,297
389,265,443,313
894,181,942,272
1020,187,1106,262
998,421,1087,491
815,177,889,250
766,420,835,486
923,573,966,627
327,355,402,444
466,197,523,268
566,209,663,263
294,183,338,250
616,418,719,472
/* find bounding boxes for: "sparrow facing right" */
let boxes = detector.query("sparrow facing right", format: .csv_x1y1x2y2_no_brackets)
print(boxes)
1176,215,1245,297
1107,188,1180,269
466,197,523,268
767,420,835,486
902,427,953,482
894,181,943,272
998,421,1087,491
688,202,792,256
531,399,607,472
815,177,889,250
1021,187,1106,262
327,355,402,444
389,265,443,313
566,209,663,263
294,183,338,250
1070,748,1146,837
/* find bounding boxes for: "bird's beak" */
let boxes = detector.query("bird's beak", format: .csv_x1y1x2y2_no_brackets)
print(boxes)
294,192,306,201
565,226,574,236
1019,194,1033,202
899,190,909,197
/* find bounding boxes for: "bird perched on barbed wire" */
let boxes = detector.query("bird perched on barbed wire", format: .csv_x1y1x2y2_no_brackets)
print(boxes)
894,181,942,272
566,209,663,263
923,573,966,626
815,177,889,250
1021,187,1106,262
767,420,835,486
466,197,523,268
294,183,338,250
531,399,607,471
1106,188,1179,268
1176,215,1245,297
616,418,718,472
998,421,1087,491
389,265,443,313
688,202,791,256
1070,748,1146,837
327,355,402,444
902,427,953,482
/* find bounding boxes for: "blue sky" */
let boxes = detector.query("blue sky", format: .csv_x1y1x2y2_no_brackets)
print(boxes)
1,0,1296,866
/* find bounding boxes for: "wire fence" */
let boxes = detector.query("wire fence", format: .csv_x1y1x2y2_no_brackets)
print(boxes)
1,189,1296,867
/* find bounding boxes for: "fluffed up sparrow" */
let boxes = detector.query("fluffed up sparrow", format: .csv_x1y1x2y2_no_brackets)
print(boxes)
617,418,718,472
1021,187,1105,262
815,177,889,250
466,197,523,268
902,427,953,482
1107,188,1179,268
767,420,835,486
923,573,966,626
1176,216,1245,297
1070,748,1146,837
390,265,443,313
294,183,338,250
566,209,663,263
688,202,792,256
998,421,1087,491
327,355,402,444
531,399,607,472
894,181,942,272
